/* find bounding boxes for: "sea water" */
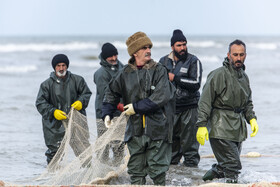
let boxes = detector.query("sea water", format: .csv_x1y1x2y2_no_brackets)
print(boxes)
0,35,279,185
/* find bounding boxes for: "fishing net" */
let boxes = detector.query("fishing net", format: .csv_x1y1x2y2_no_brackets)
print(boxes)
36,108,129,185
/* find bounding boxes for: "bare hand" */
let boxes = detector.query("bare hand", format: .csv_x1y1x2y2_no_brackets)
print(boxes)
168,73,175,81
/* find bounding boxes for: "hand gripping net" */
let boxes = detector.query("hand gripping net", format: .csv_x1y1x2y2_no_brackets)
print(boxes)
36,108,129,185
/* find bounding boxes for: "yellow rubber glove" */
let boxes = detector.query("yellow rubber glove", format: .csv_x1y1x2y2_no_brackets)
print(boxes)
124,103,135,116
196,127,209,145
104,115,111,128
71,100,82,111
54,109,67,120
249,118,259,137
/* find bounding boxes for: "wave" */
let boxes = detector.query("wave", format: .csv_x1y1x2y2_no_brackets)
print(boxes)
0,42,99,53
111,41,127,50
0,65,37,73
248,42,278,50
0,40,224,53
199,55,220,62
188,41,223,48
150,41,222,48
71,61,100,68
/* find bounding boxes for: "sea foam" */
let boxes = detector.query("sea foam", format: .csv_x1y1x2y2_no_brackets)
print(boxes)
0,65,37,73
0,42,99,52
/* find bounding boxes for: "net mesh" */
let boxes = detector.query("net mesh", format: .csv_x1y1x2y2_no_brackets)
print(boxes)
36,108,129,185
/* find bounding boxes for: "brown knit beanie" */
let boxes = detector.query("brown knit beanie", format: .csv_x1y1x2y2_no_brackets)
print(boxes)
126,32,153,56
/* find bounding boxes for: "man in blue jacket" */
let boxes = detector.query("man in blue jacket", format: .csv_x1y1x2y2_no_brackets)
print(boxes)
159,29,202,167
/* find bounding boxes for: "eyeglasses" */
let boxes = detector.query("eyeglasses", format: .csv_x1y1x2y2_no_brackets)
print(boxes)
141,46,151,50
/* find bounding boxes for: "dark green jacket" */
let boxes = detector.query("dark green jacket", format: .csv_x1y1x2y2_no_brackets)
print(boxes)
103,59,176,143
94,55,123,119
197,58,256,142
36,71,92,146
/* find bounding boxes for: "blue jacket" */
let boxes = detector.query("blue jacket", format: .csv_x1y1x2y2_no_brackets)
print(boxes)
159,52,202,113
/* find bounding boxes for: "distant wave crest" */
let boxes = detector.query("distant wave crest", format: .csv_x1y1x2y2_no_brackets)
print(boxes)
248,42,278,50
0,65,37,73
0,42,99,52
199,55,220,62
189,41,222,48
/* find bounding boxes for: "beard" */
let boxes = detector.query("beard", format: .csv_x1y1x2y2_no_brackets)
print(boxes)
56,70,67,77
174,48,188,61
230,59,244,70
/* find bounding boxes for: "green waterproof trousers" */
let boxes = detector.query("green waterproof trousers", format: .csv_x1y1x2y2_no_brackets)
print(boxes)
127,135,172,185
171,108,200,166
210,138,242,180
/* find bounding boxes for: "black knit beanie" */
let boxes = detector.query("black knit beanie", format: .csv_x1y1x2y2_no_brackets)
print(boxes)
170,29,187,46
51,54,69,69
101,43,118,60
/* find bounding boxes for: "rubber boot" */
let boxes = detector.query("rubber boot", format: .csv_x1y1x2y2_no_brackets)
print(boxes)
202,164,224,181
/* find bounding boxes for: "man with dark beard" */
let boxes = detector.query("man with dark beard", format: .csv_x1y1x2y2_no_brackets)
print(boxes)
196,39,259,183
159,29,202,167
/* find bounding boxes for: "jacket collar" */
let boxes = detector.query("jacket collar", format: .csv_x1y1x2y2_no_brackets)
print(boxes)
223,57,246,78
168,51,175,61
128,58,157,71
223,57,246,71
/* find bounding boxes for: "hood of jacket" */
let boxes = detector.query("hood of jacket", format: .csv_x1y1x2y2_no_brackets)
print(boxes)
223,57,246,70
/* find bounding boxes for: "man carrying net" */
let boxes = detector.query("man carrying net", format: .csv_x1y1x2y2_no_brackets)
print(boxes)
102,31,175,185
36,54,92,164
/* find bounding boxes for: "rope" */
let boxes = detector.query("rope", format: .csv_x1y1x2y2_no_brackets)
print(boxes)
201,152,280,158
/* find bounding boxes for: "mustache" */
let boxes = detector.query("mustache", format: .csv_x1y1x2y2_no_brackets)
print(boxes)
145,52,151,57
179,50,186,54
235,60,242,63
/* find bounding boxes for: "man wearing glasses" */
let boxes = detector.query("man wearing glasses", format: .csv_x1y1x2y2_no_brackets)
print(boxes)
102,31,175,185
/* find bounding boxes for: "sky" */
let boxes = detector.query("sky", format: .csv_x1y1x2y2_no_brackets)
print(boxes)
1,0,280,36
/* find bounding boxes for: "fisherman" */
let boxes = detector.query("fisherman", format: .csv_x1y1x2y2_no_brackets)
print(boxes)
196,39,259,183
159,29,202,167
94,42,124,164
36,54,92,164
102,31,175,185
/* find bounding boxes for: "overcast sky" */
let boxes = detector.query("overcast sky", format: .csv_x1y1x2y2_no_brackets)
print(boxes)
1,0,280,36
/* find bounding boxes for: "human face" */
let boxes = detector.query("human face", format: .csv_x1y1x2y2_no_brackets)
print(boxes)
134,45,151,66
106,55,118,65
172,41,188,60
227,44,246,69
55,62,67,78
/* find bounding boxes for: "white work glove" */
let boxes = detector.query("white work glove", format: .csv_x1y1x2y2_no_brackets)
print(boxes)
124,103,135,116
104,115,111,128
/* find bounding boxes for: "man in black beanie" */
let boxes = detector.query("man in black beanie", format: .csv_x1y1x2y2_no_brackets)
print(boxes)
36,54,92,164
159,29,203,167
94,43,124,164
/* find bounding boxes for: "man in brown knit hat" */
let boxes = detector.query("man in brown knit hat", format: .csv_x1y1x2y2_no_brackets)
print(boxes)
102,31,175,185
